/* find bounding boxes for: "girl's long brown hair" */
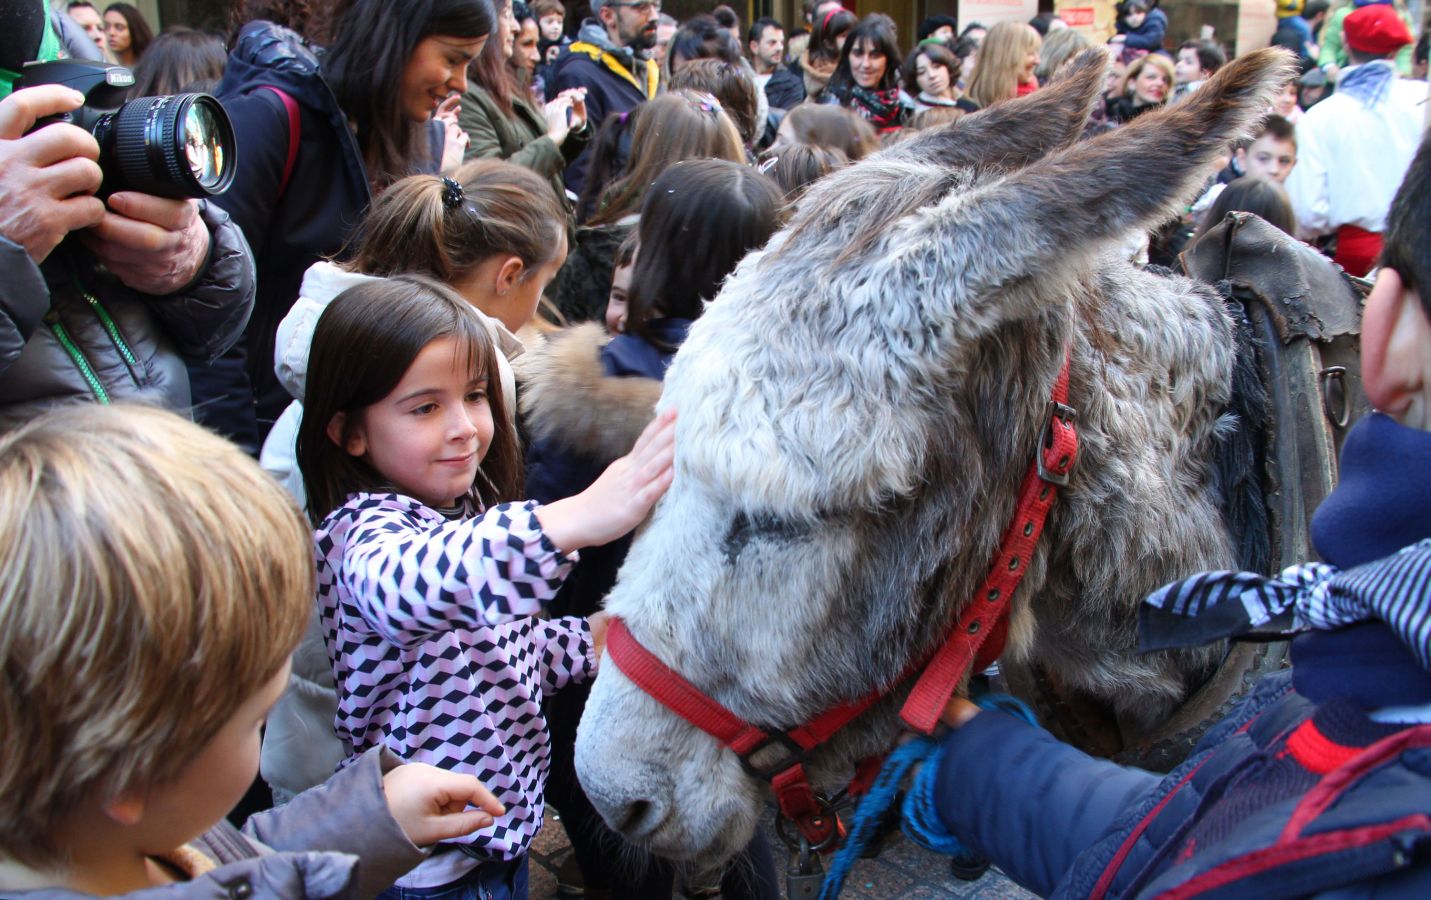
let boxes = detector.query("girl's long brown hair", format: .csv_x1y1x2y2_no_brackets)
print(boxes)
587,91,745,228
296,276,523,522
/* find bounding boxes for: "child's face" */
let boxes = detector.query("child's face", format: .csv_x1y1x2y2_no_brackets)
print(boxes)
1124,8,1147,28
607,258,633,334
116,663,289,859
341,337,495,508
1272,80,1299,117
539,13,564,40
1237,135,1297,183
1175,48,1205,84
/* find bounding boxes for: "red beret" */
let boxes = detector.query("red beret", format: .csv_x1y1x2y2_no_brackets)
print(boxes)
1343,5,1412,55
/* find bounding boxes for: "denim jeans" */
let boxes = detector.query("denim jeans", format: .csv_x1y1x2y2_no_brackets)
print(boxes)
377,855,528,900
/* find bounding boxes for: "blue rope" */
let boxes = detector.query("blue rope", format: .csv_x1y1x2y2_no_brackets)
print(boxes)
815,694,1039,900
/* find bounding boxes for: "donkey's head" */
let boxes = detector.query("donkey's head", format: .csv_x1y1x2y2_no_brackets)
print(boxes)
576,49,1295,866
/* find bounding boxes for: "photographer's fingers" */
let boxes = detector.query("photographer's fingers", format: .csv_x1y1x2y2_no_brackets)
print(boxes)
43,155,105,200
0,86,86,140
24,122,101,168
105,192,198,234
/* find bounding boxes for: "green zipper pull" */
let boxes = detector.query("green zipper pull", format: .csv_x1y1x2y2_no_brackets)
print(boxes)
45,310,111,404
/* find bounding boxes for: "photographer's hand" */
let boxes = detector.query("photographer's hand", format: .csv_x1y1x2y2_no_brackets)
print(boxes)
0,85,106,264
81,192,210,295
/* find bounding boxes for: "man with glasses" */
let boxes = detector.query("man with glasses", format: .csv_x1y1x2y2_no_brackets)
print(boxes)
550,0,661,196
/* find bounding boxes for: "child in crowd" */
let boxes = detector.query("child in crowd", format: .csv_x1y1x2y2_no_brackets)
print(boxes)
296,276,675,899
258,165,569,807
932,132,1431,897
1190,115,1297,226
262,165,568,508
526,158,784,900
1173,38,1226,99
605,234,634,334
1109,0,1166,60
0,404,506,898
534,0,563,42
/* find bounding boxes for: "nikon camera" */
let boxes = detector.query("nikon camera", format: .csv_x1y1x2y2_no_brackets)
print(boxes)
17,59,236,199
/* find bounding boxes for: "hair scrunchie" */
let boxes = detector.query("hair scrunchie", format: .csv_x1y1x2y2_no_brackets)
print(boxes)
440,177,464,210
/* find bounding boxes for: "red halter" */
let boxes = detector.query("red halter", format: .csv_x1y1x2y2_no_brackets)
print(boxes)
605,353,1079,847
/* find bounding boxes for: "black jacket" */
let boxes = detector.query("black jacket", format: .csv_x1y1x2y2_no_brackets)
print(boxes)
764,64,806,110
207,21,373,443
0,201,254,430
548,23,658,197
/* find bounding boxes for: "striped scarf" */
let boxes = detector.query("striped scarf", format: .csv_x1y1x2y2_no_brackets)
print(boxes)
1138,539,1431,669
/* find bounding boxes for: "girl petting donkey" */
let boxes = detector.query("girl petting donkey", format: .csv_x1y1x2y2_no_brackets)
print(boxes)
297,276,675,900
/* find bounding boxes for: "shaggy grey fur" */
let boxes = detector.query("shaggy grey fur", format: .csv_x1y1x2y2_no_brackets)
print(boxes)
575,48,1298,866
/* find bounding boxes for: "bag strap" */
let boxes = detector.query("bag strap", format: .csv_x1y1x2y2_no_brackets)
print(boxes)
257,85,301,197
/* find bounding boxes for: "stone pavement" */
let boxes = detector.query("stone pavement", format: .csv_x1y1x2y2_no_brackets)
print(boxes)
527,808,1036,899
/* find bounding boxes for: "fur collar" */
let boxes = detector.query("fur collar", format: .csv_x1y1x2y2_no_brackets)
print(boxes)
518,323,661,466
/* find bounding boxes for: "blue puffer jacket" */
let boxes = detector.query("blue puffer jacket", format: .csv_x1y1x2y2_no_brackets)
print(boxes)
936,671,1431,898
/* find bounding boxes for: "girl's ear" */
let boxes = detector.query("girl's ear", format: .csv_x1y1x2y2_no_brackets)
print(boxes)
495,255,526,296
1362,266,1431,424
327,412,367,457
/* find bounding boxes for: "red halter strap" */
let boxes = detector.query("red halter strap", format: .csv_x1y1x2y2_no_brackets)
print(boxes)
604,351,1078,846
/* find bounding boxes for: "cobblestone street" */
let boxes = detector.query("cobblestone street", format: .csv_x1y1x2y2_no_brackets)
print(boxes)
527,808,1036,899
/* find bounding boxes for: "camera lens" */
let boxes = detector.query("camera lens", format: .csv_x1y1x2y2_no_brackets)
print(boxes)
96,93,236,199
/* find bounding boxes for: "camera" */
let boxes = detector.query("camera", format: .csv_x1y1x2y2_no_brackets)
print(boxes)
17,59,236,200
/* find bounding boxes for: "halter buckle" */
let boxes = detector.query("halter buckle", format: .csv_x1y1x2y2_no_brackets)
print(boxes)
739,732,808,779
1037,400,1078,487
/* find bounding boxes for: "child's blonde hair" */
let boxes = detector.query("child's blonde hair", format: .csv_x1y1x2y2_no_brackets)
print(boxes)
0,405,313,868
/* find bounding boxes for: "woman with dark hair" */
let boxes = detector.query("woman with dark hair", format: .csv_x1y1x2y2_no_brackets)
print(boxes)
904,40,977,112
799,5,855,102
458,0,590,204
102,2,152,66
202,0,494,454
1193,175,1297,241
127,26,226,96
665,13,741,73
508,0,543,97
525,158,785,900
824,15,912,131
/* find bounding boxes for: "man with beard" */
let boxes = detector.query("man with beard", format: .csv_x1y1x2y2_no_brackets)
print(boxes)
549,0,660,196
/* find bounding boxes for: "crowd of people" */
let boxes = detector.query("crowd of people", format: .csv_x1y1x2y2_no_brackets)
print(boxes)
0,0,1427,896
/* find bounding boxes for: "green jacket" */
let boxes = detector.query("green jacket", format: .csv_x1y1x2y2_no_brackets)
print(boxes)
458,83,590,202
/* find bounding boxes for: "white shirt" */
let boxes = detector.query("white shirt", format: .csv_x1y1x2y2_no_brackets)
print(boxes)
1284,71,1427,238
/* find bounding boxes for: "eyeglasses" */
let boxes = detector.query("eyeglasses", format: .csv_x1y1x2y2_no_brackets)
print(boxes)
608,1,660,12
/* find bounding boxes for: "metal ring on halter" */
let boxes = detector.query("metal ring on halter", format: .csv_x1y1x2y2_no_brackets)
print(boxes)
1320,366,1349,428
774,794,841,852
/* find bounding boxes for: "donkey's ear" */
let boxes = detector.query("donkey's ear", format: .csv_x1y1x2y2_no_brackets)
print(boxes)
920,47,1296,304
879,48,1108,172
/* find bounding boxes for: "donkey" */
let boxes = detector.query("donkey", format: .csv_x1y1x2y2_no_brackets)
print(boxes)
574,48,1299,867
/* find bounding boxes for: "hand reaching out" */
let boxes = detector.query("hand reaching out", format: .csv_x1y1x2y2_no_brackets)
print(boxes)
383,763,506,848
536,407,677,553
435,93,469,173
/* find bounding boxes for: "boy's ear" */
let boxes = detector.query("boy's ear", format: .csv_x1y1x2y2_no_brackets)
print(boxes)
102,792,146,827
327,412,366,457
1362,266,1431,423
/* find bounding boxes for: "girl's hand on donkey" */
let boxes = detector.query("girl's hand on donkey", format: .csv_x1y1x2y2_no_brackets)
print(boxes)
383,763,507,847
536,408,677,553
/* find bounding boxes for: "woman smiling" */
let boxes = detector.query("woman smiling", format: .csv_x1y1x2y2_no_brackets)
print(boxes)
823,15,912,132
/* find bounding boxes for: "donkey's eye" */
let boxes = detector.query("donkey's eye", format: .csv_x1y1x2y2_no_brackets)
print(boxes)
721,511,813,563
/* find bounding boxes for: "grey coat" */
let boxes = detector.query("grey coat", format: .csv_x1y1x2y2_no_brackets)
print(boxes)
0,748,427,899
0,200,255,431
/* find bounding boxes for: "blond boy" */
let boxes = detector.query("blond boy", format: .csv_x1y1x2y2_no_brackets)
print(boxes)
0,405,504,898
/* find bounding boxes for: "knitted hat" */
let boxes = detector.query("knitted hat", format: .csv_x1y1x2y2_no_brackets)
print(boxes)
1344,4,1412,54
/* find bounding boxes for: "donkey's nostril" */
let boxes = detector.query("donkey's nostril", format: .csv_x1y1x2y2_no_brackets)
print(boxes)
616,798,664,838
